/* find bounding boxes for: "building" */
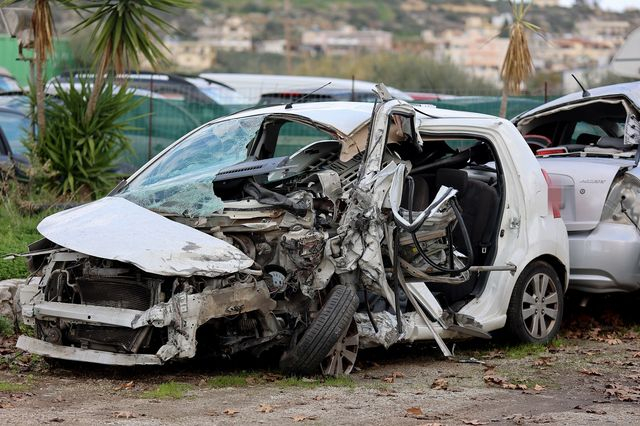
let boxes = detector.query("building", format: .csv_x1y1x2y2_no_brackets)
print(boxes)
254,39,287,55
426,17,508,86
529,36,615,72
575,19,631,47
195,16,253,52
301,26,393,55
164,40,217,71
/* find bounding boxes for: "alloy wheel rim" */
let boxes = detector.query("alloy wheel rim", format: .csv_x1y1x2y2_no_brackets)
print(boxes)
321,320,359,376
521,272,559,339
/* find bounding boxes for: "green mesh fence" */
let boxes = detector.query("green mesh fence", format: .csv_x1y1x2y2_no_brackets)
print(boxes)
118,93,551,170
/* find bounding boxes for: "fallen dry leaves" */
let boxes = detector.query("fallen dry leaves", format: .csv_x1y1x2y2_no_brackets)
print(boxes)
431,378,449,390
532,357,554,367
483,366,543,392
223,408,239,416
257,403,274,413
580,369,603,376
291,415,317,422
113,381,135,391
382,371,405,383
605,384,640,402
112,411,137,419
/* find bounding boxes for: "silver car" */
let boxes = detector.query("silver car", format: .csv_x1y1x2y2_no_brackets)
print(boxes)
513,82,640,294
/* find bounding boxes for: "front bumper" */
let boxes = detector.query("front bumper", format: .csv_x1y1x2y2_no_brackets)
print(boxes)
18,280,278,365
17,336,163,365
568,222,640,293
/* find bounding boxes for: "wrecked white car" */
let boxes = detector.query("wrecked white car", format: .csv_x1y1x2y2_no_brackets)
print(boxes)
17,86,569,375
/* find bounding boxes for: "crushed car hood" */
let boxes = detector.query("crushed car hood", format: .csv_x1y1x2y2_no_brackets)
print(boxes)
37,196,254,277
538,157,631,232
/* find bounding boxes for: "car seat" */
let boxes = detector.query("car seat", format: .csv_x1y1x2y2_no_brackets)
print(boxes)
426,168,500,305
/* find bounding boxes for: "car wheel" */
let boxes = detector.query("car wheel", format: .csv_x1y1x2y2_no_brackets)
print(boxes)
321,319,359,376
506,261,564,344
280,285,359,375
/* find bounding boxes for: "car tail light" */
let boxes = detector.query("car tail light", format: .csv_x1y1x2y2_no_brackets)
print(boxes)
541,169,561,218
536,147,568,156
601,173,640,225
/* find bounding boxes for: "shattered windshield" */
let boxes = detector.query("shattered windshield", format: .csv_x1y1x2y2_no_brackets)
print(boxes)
118,115,265,217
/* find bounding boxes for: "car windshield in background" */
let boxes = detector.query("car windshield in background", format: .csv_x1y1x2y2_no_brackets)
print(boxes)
118,114,265,217
0,76,21,93
0,111,30,155
198,85,251,106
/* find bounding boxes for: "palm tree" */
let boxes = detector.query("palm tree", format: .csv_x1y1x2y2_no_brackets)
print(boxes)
1,0,55,143
499,0,540,118
68,0,191,121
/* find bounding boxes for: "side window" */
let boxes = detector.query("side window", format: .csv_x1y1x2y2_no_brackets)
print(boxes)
274,122,335,157
445,139,478,151
570,122,607,144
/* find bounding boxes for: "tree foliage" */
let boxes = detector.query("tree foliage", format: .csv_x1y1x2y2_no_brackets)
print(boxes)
210,51,498,95
33,78,141,196
66,0,192,120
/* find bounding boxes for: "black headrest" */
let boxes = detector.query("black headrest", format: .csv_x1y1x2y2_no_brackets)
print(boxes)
436,168,468,194
576,133,600,145
597,136,630,151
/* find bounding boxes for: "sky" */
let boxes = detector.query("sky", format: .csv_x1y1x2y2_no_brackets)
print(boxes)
558,0,639,11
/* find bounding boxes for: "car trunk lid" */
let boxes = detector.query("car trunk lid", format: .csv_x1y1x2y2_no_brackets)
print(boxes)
537,157,631,231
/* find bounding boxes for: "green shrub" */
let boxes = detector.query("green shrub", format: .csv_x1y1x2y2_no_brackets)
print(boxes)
32,78,142,196
0,316,14,337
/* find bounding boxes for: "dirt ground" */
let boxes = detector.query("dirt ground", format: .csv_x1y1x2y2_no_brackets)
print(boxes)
1,293,639,426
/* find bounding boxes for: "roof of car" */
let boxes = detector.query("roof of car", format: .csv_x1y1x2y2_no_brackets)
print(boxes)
261,87,372,96
213,101,497,136
515,81,640,121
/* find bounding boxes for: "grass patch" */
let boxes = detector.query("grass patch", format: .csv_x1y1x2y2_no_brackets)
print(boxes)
141,381,192,399
549,337,568,348
0,185,53,280
0,381,29,392
0,316,14,337
504,343,547,359
207,373,257,388
276,376,355,389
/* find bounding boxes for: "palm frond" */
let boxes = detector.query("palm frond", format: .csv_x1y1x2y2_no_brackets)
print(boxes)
501,0,541,95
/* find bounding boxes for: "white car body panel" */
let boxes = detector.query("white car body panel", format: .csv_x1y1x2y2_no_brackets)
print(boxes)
420,118,569,331
38,196,254,278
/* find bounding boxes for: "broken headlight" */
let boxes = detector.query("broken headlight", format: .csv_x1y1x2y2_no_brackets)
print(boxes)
600,173,640,227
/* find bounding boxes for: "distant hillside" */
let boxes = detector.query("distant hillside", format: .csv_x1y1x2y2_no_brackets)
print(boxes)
186,0,640,40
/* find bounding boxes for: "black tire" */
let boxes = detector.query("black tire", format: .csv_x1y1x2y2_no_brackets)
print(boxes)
280,285,359,375
506,261,564,344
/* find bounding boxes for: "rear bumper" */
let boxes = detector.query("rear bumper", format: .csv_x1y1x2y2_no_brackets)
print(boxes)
568,223,640,293
16,336,163,366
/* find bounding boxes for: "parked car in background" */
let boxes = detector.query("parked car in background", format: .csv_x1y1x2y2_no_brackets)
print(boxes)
200,73,413,104
182,75,253,108
0,69,22,94
513,81,640,294
17,86,568,375
0,94,30,180
257,87,379,105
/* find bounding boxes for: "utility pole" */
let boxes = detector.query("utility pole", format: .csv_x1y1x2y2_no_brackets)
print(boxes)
284,0,292,74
